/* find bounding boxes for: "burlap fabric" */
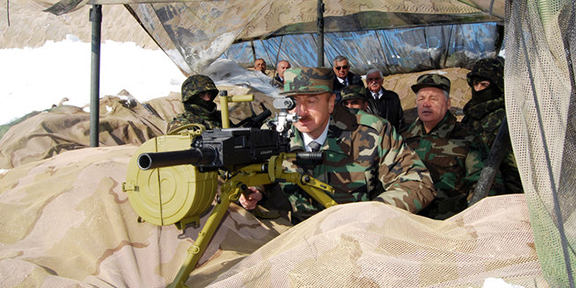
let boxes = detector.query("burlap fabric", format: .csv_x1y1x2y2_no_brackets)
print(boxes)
0,84,277,169
0,144,545,287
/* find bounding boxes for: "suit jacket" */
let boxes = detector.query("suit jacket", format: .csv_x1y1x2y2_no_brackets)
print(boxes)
333,72,364,102
365,88,406,132
271,74,284,89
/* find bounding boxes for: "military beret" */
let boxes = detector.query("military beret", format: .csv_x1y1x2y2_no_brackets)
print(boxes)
340,85,366,102
280,67,334,96
411,74,451,94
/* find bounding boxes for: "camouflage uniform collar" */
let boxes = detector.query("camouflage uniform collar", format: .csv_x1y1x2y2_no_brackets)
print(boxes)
407,112,456,138
289,105,357,153
463,96,505,120
330,103,358,131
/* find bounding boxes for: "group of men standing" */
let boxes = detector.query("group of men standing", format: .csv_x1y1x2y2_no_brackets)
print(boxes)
169,55,522,223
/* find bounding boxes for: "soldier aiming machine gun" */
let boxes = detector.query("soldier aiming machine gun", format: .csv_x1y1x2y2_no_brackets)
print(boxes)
123,96,336,288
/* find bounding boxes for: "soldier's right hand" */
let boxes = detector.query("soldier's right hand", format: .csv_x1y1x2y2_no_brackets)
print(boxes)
239,187,263,210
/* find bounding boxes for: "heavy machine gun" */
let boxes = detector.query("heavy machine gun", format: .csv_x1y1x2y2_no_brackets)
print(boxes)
122,95,336,288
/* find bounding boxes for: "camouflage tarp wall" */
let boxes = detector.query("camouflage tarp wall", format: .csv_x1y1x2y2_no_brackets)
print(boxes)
223,23,502,76
0,95,167,169
125,1,503,75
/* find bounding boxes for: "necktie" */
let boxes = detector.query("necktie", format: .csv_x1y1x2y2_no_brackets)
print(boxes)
308,141,321,152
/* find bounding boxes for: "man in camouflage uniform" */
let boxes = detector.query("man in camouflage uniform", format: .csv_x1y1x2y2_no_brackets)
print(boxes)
167,75,222,133
240,67,436,224
402,74,496,220
462,57,523,194
340,85,369,111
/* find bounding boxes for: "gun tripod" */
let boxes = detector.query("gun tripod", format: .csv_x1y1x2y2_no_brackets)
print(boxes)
168,152,336,288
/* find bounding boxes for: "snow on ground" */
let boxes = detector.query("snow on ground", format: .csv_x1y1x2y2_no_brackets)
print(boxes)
0,35,186,125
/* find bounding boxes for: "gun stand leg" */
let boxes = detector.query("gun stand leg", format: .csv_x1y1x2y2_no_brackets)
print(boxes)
168,188,237,288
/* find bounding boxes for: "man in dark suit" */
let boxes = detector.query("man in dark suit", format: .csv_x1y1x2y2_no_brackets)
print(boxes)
272,60,291,89
365,68,406,132
332,55,363,102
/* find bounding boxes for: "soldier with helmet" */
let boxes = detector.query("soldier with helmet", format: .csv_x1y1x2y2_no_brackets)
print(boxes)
403,74,497,220
340,85,369,111
167,75,222,133
462,57,523,195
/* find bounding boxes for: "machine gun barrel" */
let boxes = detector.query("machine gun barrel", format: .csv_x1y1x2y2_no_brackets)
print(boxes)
137,147,217,170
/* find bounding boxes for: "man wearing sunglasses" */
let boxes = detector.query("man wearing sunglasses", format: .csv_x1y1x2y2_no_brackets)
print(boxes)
332,55,364,102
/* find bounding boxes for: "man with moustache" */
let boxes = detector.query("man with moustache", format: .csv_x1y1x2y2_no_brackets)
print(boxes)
364,68,406,132
240,67,436,224
402,74,495,220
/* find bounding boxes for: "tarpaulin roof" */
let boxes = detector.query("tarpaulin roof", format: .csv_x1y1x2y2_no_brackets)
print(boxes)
44,0,505,75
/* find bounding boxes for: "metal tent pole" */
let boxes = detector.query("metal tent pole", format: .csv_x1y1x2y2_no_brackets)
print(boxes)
89,5,102,147
317,0,324,67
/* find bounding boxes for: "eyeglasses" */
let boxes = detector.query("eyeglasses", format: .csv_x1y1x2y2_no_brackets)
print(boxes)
367,77,382,82
335,65,349,70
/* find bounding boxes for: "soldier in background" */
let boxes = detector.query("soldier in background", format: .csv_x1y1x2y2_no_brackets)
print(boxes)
340,85,369,112
240,67,436,224
402,74,497,220
462,57,523,194
167,75,222,133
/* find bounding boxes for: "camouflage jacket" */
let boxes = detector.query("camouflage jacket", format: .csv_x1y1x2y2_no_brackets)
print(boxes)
462,97,523,194
274,105,436,223
403,112,496,219
166,103,222,133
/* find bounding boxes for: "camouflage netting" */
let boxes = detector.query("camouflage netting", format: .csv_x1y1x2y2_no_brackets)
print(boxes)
504,0,576,285
0,145,545,287
0,0,158,49
0,145,292,287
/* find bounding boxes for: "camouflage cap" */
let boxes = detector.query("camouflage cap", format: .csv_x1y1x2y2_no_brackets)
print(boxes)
181,75,219,103
467,57,504,93
411,74,451,94
280,67,334,96
340,85,366,102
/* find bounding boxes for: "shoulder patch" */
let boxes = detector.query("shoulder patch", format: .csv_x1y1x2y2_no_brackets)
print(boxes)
356,110,385,133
